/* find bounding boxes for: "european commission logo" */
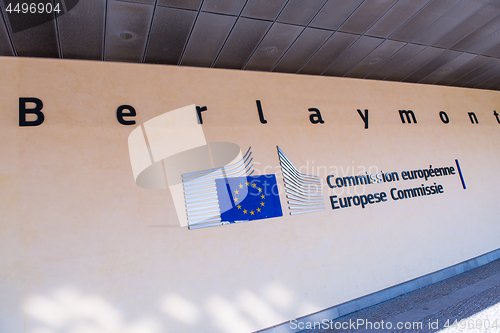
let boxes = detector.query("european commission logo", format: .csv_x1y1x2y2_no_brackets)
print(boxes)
216,175,283,223
127,105,324,229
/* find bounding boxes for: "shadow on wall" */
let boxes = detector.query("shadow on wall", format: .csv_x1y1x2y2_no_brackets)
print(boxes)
24,284,320,333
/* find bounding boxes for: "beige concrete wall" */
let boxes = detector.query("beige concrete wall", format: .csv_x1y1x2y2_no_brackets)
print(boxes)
1,56,499,333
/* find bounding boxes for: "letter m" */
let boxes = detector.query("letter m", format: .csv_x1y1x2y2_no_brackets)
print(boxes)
399,110,417,124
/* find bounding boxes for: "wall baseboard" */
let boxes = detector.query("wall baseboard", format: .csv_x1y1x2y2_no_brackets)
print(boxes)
256,248,500,333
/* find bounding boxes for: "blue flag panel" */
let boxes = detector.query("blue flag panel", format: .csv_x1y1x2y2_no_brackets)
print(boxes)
215,175,283,223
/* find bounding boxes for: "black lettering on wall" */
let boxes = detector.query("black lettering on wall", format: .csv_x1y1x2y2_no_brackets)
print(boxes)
256,100,267,124
439,111,449,124
468,112,479,124
116,105,136,125
19,97,44,126
494,110,500,124
357,109,368,129
399,110,417,124
308,108,324,124
196,106,208,124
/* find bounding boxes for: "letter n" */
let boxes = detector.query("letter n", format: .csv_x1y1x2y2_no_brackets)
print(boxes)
468,112,479,124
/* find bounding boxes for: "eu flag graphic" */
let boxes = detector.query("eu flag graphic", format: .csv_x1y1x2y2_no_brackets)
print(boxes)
215,175,283,223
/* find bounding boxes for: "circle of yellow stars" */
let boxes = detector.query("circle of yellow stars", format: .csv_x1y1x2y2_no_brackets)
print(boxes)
232,181,266,216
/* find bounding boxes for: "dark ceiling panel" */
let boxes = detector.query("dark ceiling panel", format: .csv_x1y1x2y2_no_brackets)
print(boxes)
4,0,500,91
461,59,500,87
449,56,499,86
386,46,444,81
309,0,364,31
119,0,154,5
452,15,500,52
412,0,488,45
202,0,246,15
0,17,13,56
488,80,500,90
57,0,104,60
299,32,358,75
485,42,500,57
339,0,398,34
157,0,202,10
473,67,500,89
277,0,326,26
273,27,331,73
390,0,460,42
214,18,272,69
467,29,500,55
366,43,426,80
419,52,477,84
241,0,288,21
433,2,500,49
404,49,461,83
145,7,196,65
181,12,236,67
105,1,153,62
323,35,384,76
245,23,303,71
2,0,62,33
10,18,59,57
435,55,490,85
346,39,405,78
366,0,430,38
465,66,500,89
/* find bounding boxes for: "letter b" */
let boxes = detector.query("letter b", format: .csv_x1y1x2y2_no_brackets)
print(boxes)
19,97,44,126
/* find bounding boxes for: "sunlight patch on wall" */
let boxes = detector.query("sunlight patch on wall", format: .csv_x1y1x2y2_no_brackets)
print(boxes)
24,283,320,333
298,302,322,317
264,283,294,310
237,290,286,326
24,287,162,333
160,294,201,324
205,296,254,333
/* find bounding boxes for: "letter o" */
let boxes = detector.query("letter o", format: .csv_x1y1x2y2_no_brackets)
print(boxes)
439,111,449,124
352,196,360,206
398,190,405,199
336,177,344,188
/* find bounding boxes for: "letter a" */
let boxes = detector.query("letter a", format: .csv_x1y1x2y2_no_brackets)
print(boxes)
308,108,325,124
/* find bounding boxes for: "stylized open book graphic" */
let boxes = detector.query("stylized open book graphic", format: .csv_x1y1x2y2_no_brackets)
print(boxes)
127,105,283,229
